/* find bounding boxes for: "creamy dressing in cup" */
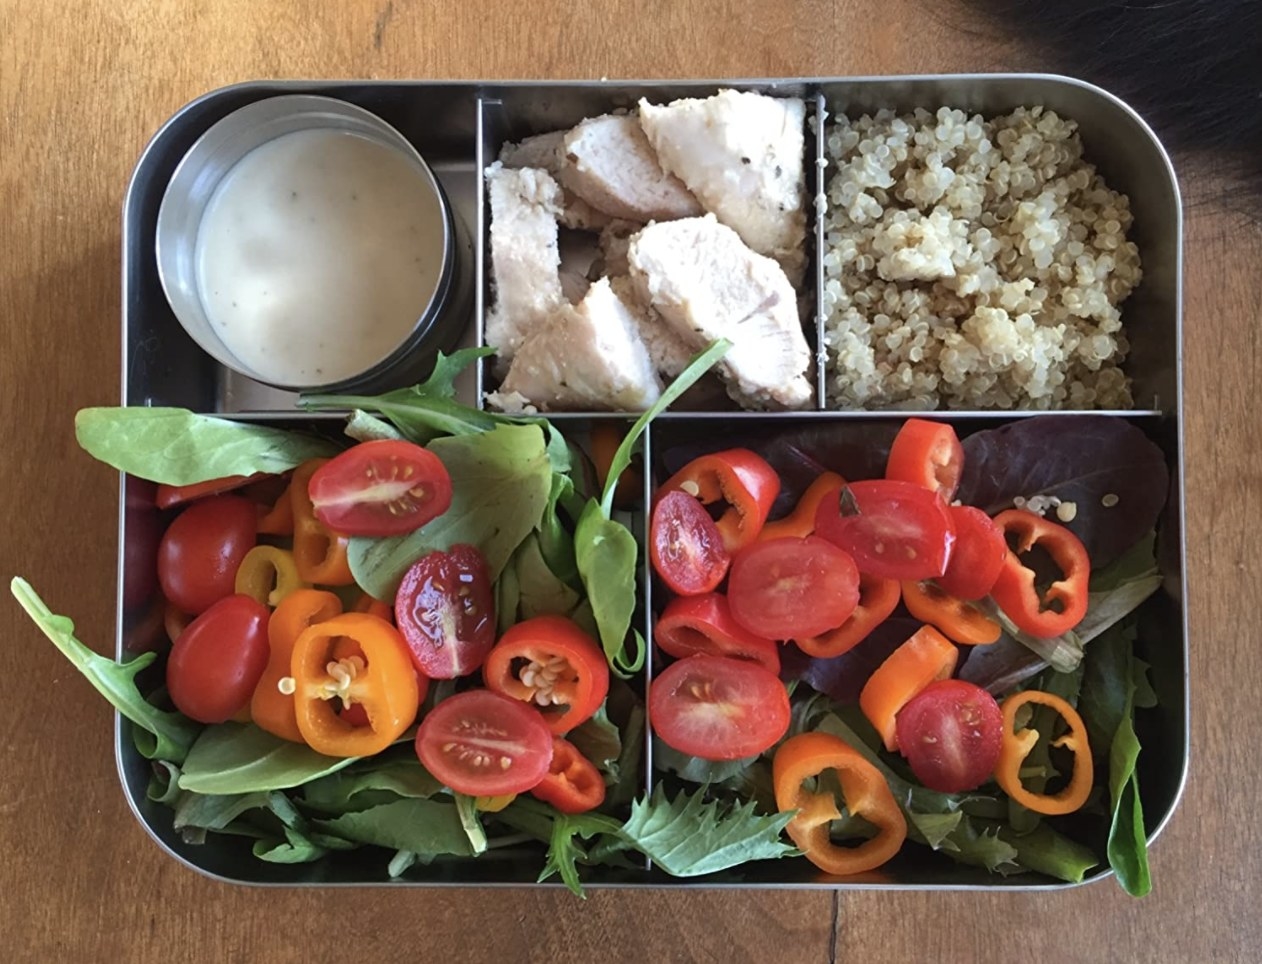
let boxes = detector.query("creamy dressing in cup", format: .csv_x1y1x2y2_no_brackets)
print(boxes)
194,129,445,386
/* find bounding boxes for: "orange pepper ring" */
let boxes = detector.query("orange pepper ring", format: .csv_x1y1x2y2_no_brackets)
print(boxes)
773,732,907,876
995,690,1094,816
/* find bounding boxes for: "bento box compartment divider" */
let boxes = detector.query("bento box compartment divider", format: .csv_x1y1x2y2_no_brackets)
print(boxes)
814,91,829,412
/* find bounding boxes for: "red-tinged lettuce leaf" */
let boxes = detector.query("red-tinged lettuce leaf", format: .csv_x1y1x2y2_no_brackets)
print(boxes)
956,415,1169,567
956,633,1048,695
780,618,923,705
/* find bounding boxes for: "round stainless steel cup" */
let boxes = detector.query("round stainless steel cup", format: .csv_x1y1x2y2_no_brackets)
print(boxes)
155,94,469,394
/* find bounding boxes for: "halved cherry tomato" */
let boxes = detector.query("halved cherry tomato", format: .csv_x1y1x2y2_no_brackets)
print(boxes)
157,495,258,614
155,474,264,510
650,489,731,596
814,480,954,581
901,580,1001,646
727,536,859,640
859,624,959,752
167,594,270,724
658,449,780,551
649,654,790,761
395,544,496,679
483,615,610,734
935,505,1006,600
759,471,846,542
794,572,900,658
529,736,606,814
654,593,780,674
307,440,453,537
885,418,964,502
416,689,554,796
895,679,1003,793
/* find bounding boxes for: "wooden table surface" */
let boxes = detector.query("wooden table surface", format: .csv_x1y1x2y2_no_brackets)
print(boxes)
3,1,1258,960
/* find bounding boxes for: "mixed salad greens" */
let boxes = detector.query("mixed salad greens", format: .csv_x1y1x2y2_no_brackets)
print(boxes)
13,347,1172,896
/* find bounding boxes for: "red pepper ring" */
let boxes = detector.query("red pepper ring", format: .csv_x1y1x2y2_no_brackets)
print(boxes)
658,448,781,552
529,736,607,814
655,592,780,674
483,615,610,734
989,510,1090,638
794,572,900,659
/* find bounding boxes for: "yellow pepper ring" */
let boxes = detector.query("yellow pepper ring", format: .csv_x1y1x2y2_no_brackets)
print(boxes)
234,545,308,607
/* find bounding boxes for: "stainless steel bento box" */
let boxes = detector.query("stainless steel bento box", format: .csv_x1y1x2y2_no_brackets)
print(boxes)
117,76,1186,888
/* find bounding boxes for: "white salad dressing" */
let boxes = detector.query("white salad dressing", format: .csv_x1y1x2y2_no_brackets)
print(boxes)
194,128,445,385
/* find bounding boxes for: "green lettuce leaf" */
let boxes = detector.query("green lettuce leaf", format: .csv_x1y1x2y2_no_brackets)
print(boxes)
11,578,199,762
301,756,443,813
74,408,338,485
620,785,796,878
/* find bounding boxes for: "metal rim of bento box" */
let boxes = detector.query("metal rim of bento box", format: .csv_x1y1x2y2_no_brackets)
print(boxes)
116,73,1188,890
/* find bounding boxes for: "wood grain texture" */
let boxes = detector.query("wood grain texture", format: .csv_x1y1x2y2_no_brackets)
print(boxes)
1,0,1256,961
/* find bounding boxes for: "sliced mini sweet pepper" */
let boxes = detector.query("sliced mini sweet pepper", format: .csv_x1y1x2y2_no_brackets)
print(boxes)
773,731,907,876
290,459,354,585
256,479,294,536
759,471,846,541
901,579,1001,645
995,689,1094,815
289,612,422,756
352,590,395,624
234,545,308,607
163,599,193,646
795,571,900,658
156,473,263,510
654,592,780,674
658,448,780,551
483,615,610,734
529,736,606,814
859,625,958,751
252,589,343,743
989,509,1090,638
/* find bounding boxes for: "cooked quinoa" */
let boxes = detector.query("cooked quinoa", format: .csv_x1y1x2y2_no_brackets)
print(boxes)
822,106,1141,410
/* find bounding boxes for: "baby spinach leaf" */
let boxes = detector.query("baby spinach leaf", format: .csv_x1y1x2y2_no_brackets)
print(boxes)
147,761,183,805
348,423,553,599
313,798,475,856
74,408,338,485
620,785,796,877
957,415,1168,567
513,532,583,619
11,578,199,763
178,723,355,794
172,790,273,832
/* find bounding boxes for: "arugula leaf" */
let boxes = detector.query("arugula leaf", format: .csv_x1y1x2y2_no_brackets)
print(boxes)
348,423,553,598
620,785,796,877
574,501,641,673
653,740,758,784
253,827,329,864
573,341,730,672
11,578,199,762
178,723,355,794
454,794,489,855
999,822,1098,883
301,757,443,813
540,811,627,897
344,410,405,443
74,408,337,485
301,347,501,442
939,819,1021,874
313,798,475,856
906,810,964,850
1083,626,1152,897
